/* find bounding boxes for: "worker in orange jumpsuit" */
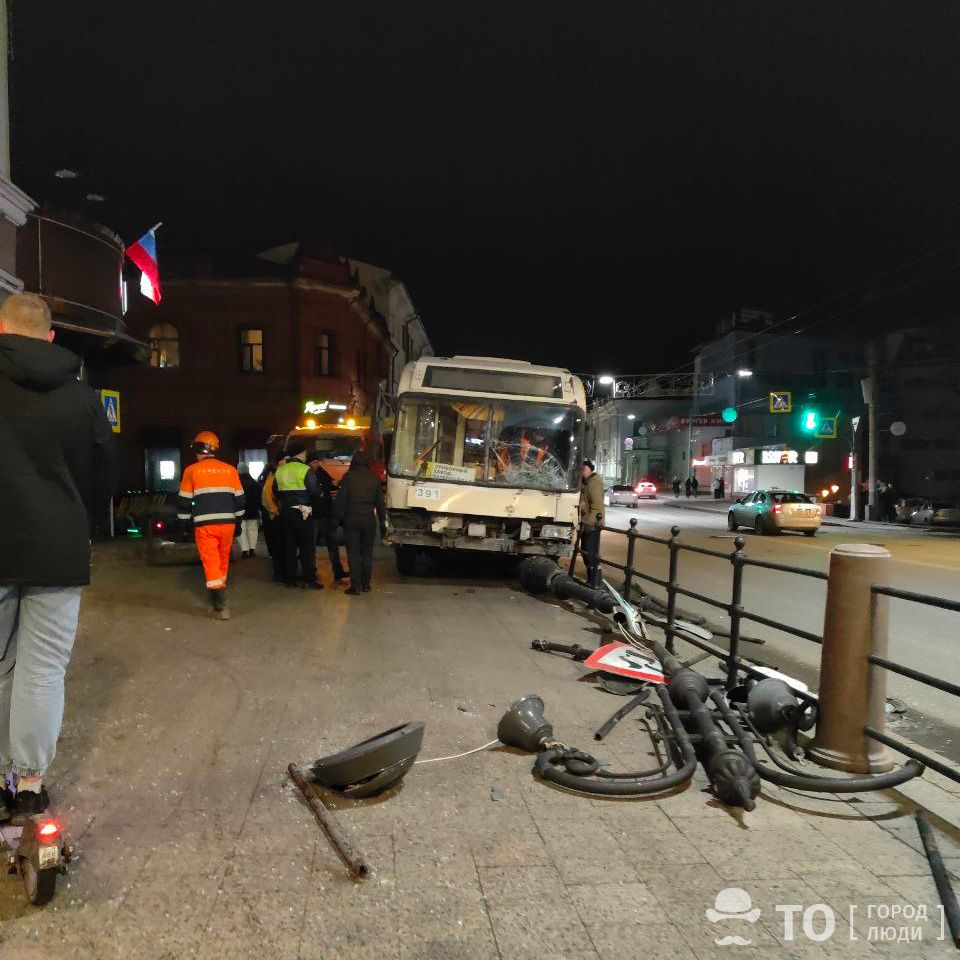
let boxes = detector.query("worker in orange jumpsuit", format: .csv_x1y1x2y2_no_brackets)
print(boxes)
177,431,245,619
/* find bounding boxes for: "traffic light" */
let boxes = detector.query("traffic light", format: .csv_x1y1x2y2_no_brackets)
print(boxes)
801,409,819,433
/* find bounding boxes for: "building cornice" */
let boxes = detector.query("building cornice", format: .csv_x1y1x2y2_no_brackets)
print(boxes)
0,177,36,227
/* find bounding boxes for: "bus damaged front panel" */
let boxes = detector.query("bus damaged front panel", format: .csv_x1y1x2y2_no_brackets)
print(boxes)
385,479,580,556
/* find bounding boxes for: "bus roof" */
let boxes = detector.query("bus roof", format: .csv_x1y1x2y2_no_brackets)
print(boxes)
397,356,585,407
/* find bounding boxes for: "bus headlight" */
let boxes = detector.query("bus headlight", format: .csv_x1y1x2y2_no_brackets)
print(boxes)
539,524,571,540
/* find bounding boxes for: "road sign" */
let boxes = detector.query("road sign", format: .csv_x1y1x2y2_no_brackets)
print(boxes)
583,642,666,684
769,391,792,414
100,389,120,434
815,416,838,439
624,436,634,450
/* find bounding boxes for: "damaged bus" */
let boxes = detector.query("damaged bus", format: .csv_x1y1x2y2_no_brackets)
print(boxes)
385,356,586,573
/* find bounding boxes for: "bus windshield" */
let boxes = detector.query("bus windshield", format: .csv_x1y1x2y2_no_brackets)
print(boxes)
390,395,583,491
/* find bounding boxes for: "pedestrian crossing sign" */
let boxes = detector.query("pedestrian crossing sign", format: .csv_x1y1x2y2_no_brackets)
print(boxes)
100,389,121,434
769,391,792,414
816,416,838,439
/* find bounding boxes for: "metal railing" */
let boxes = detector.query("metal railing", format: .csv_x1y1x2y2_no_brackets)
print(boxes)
570,517,960,784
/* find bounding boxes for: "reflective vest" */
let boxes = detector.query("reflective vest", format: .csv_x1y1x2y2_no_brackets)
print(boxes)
275,459,314,508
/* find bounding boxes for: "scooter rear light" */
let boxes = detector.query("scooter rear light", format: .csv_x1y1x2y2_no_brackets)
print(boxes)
37,821,60,840
153,520,165,533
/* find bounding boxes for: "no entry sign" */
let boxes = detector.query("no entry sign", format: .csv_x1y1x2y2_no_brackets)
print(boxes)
584,643,666,684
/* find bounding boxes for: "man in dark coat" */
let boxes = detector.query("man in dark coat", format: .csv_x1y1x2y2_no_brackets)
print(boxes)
307,451,348,582
0,293,117,820
334,451,386,595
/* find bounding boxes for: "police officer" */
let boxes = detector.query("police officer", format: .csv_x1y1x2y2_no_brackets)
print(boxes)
274,443,321,589
334,451,386,595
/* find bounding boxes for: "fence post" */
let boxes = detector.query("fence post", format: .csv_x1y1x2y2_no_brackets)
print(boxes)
725,535,746,690
623,518,638,598
808,543,894,773
665,525,680,654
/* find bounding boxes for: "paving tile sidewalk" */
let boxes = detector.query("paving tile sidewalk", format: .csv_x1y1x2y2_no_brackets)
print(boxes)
0,540,956,958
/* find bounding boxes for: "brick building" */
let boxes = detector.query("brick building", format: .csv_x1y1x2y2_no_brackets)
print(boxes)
101,245,397,490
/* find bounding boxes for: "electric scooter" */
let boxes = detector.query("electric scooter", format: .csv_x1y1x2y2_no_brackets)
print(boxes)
0,780,73,905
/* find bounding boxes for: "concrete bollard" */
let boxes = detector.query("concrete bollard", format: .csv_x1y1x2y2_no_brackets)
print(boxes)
808,543,894,773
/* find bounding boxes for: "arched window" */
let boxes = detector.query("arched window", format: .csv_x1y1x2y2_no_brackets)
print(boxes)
148,322,180,369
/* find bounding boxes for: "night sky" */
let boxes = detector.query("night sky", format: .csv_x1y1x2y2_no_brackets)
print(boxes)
11,2,960,372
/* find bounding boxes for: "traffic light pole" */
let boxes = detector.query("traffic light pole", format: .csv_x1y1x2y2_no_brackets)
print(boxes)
867,339,879,521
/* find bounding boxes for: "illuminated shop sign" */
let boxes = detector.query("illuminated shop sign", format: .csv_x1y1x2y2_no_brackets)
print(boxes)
303,399,348,415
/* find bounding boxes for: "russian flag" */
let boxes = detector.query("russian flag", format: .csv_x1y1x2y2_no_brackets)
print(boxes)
126,226,162,303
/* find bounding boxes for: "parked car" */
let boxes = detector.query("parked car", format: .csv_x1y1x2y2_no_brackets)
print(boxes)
909,500,960,528
145,494,201,566
606,484,640,507
895,497,927,524
727,489,822,536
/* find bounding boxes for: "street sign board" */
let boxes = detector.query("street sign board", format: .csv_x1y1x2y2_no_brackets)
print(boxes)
816,416,838,439
100,389,121,434
676,416,725,427
769,391,792,414
583,642,666,684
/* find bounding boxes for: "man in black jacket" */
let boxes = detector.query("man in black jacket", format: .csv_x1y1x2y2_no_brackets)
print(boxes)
0,293,116,820
307,451,348,582
334,451,386,595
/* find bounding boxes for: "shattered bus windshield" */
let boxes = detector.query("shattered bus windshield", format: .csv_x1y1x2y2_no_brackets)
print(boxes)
390,396,582,491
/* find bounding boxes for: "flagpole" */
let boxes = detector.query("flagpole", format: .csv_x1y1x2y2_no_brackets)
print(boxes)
149,222,163,233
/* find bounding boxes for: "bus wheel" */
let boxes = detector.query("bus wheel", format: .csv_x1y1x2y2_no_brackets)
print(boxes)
395,545,418,576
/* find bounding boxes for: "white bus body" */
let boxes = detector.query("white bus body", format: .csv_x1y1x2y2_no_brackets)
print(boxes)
386,356,586,569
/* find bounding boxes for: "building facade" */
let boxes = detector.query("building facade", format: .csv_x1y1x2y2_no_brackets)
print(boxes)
100,247,398,490
584,374,715,488
0,3,35,295
879,323,960,501
350,259,432,396
690,308,862,498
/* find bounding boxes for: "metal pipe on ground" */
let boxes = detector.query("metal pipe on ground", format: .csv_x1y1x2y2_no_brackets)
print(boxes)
916,811,960,949
288,763,369,880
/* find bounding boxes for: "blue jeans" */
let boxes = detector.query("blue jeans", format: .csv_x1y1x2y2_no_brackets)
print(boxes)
0,585,82,778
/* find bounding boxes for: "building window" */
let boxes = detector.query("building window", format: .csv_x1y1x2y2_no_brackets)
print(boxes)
240,328,264,373
148,323,179,369
144,446,181,492
315,331,335,376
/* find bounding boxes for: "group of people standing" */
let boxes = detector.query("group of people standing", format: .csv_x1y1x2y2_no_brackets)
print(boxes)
255,442,387,596
672,475,702,498
176,435,387,618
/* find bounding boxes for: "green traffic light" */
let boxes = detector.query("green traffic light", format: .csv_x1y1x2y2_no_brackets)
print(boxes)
802,410,818,432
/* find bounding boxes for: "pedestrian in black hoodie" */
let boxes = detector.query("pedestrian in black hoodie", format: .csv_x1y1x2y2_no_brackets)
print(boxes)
0,294,117,821
334,451,386,595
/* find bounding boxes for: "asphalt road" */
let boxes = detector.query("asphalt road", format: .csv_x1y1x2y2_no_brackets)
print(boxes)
592,496,960,763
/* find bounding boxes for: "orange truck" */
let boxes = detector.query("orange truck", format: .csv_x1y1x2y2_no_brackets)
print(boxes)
284,401,386,484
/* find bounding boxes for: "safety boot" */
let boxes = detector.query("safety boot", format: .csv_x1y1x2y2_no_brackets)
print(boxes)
209,588,230,620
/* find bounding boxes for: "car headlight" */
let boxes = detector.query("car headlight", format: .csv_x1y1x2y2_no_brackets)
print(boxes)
540,524,572,540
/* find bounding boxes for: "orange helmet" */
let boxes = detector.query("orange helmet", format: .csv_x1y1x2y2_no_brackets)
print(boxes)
191,430,220,455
